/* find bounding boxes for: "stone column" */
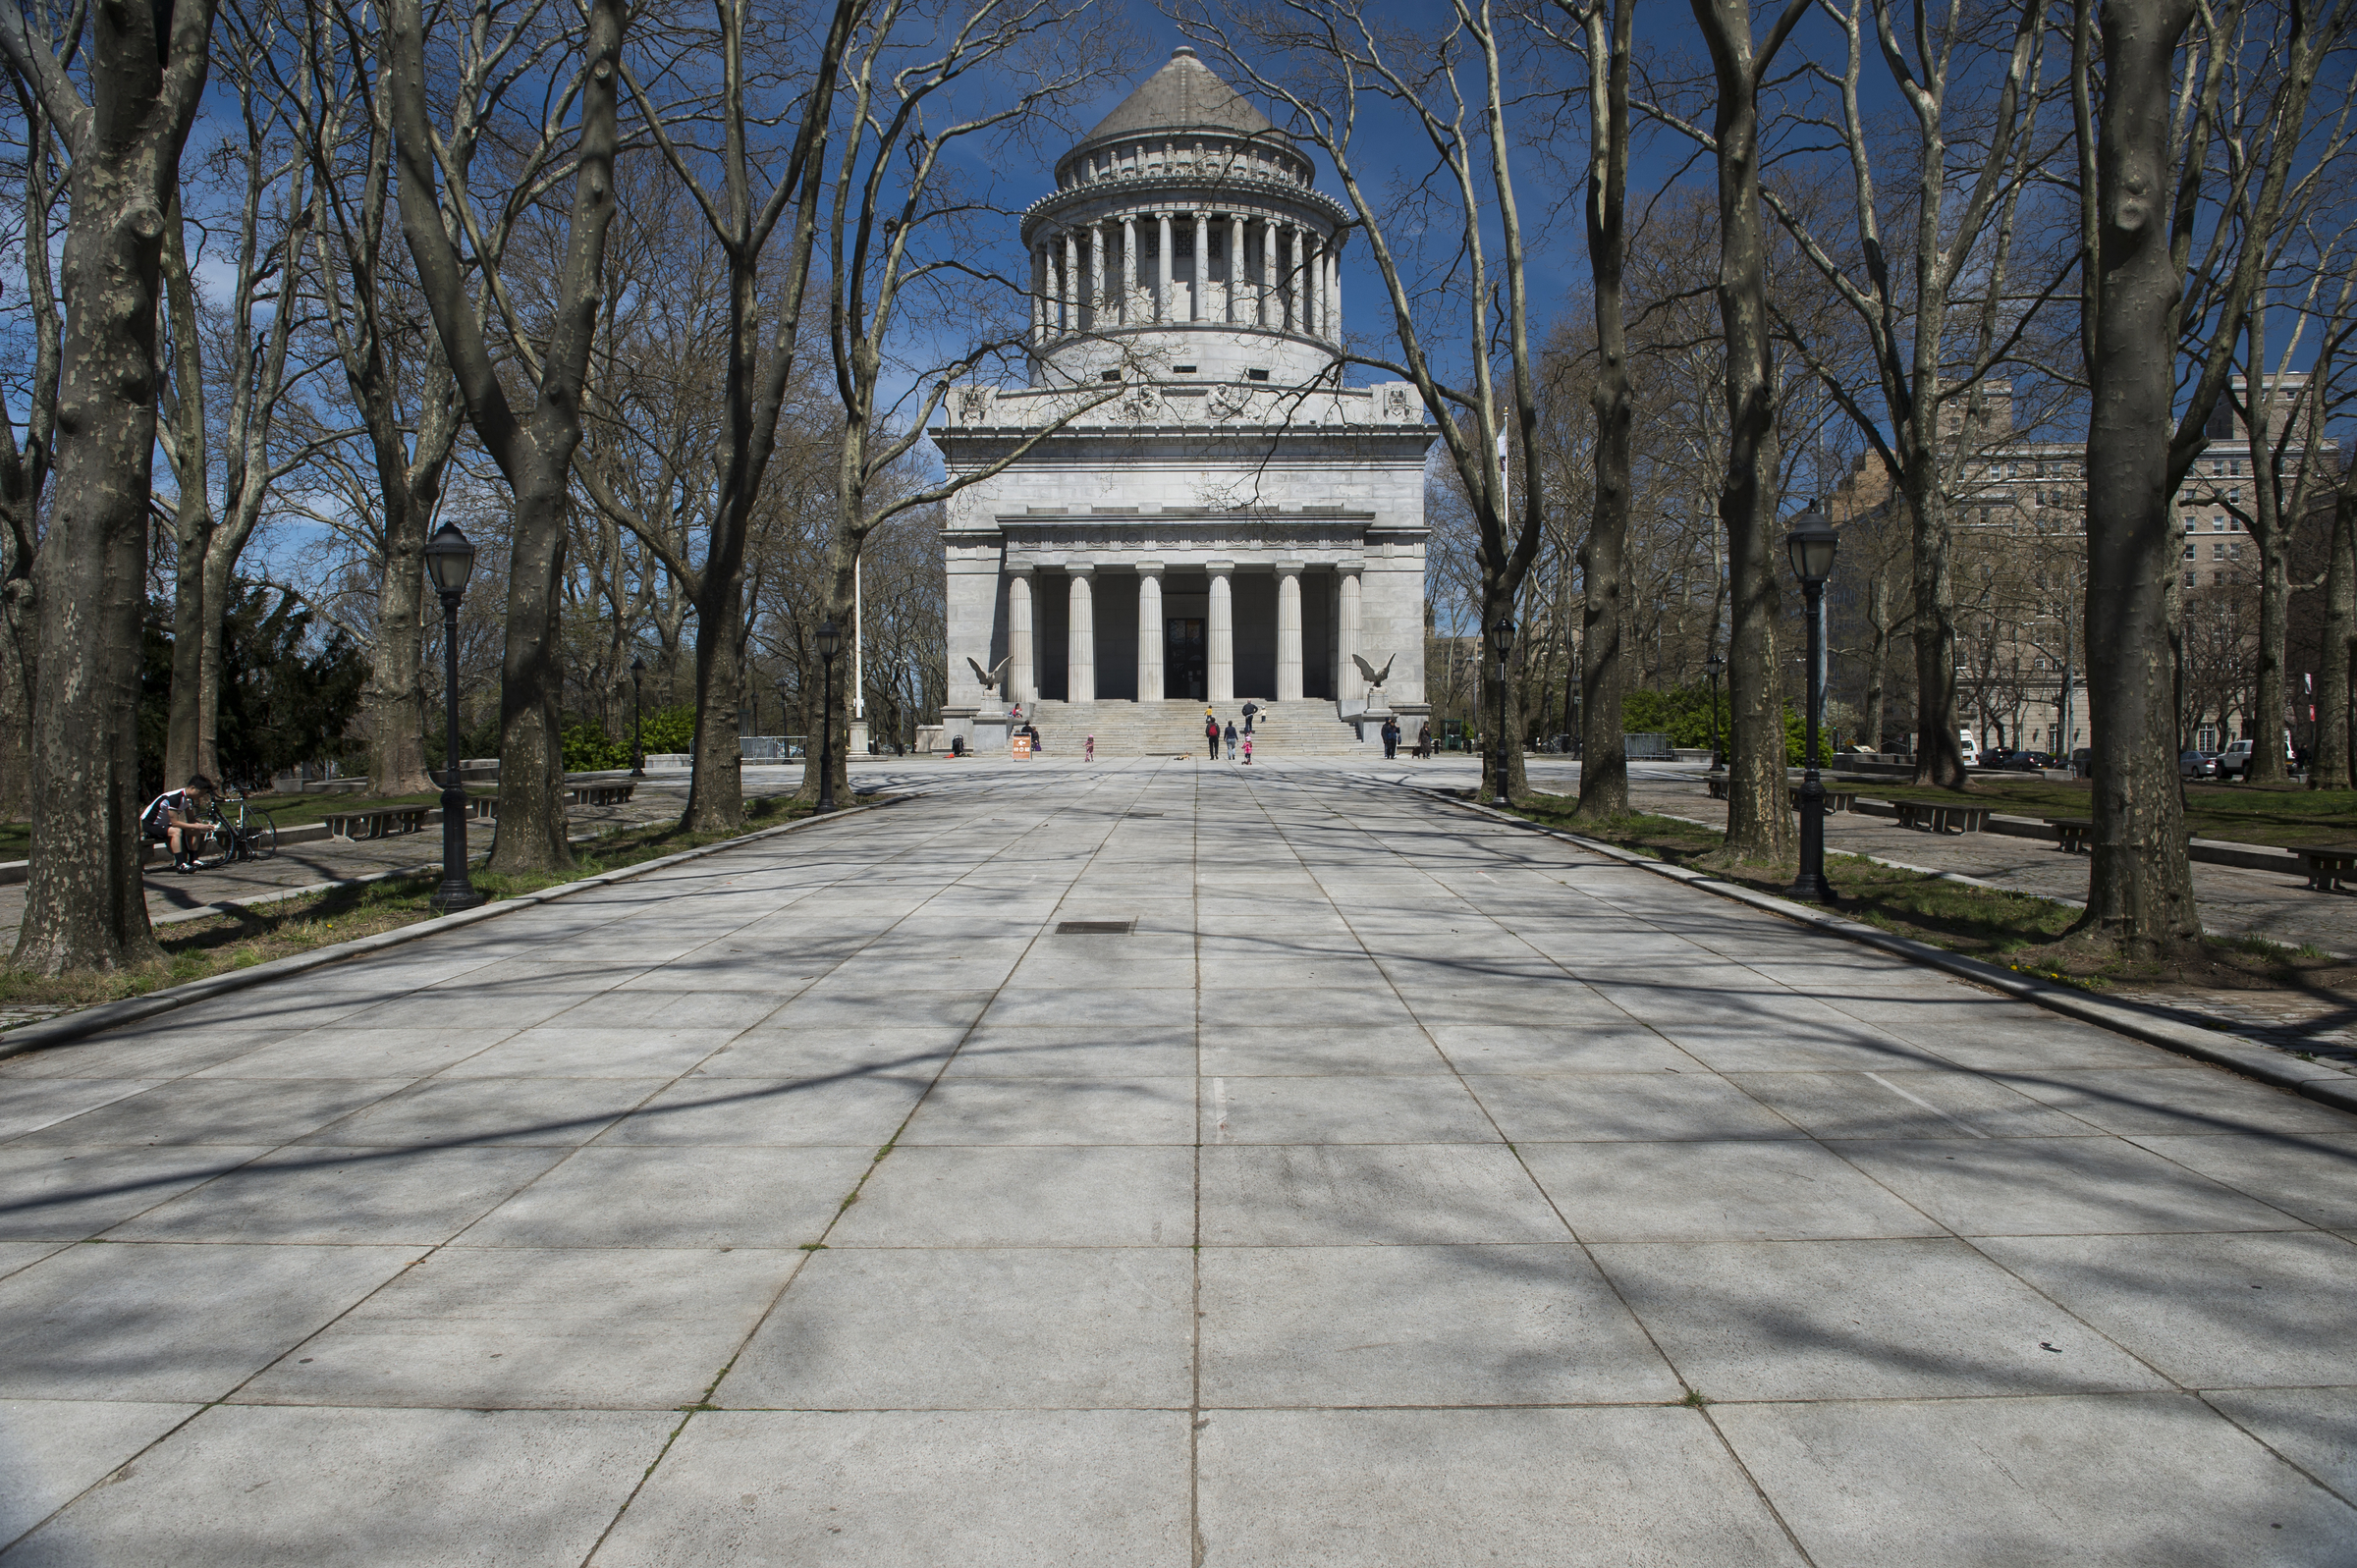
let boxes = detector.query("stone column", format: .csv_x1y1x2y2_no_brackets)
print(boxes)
1031,243,1047,344
1289,225,1306,333
1207,561,1234,703
1338,564,1364,705
1228,213,1246,323
1089,223,1106,328
1007,566,1034,709
1327,244,1342,341
1122,215,1138,324
1062,231,1078,335
1261,220,1278,327
1304,235,1322,339
1192,210,1210,323
1276,563,1304,702
1136,562,1165,701
1157,211,1173,322
1067,565,1095,703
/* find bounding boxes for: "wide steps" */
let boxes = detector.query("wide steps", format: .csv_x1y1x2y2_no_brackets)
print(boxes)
1024,701,1381,757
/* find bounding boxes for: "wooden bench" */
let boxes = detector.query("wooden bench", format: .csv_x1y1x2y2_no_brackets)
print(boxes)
322,805,431,840
1896,800,1993,835
2049,816,2095,854
1789,790,1858,814
569,783,636,807
2296,843,2357,892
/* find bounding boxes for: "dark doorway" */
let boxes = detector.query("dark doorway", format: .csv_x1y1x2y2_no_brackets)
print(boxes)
1168,618,1206,701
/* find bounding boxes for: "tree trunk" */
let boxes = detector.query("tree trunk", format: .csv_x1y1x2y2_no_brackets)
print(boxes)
1692,0,1790,865
491,483,574,871
1574,0,1633,823
684,582,746,828
158,210,210,788
2318,479,2357,790
1904,482,1968,785
367,489,436,794
2078,0,2200,950
7,0,220,973
1864,573,1890,749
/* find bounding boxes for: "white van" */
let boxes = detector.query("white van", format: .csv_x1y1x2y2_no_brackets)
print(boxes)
1958,730,1980,766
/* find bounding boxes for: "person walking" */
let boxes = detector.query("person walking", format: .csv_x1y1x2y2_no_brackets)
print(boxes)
1241,700,1258,735
1381,718,1398,760
1205,714,1221,760
1224,720,1238,761
1085,734,1096,764
1417,721,1433,759
1241,734,1254,765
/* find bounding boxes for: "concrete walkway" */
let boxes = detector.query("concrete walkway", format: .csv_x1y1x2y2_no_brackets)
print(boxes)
1,758,2352,1564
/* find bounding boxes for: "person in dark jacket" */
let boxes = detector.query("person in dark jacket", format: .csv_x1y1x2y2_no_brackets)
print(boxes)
1381,718,1399,759
1224,720,1238,761
1205,714,1221,759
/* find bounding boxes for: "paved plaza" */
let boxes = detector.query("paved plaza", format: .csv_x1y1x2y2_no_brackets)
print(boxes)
1,759,2354,1564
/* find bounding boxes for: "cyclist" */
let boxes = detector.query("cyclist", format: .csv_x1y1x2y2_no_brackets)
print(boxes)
142,775,218,875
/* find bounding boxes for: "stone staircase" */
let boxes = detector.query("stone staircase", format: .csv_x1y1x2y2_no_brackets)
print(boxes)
1025,700,1384,757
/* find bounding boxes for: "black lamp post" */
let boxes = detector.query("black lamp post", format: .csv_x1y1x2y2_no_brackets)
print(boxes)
1704,651,1727,770
816,618,841,814
629,654,646,778
423,521,483,914
1784,501,1840,903
1491,616,1515,807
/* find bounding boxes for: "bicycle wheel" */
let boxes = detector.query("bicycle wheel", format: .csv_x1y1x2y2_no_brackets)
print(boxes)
253,812,277,858
191,831,236,871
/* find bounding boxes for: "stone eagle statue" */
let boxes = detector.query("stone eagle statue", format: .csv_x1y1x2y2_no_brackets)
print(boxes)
966,655,1012,694
1350,653,1395,689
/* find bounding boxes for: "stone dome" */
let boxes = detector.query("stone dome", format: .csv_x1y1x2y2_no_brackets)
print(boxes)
1020,47,1347,389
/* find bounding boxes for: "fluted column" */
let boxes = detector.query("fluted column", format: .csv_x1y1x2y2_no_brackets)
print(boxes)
1062,231,1078,335
1067,565,1095,703
1228,213,1246,324
1007,567,1034,710
1305,236,1322,339
1192,210,1209,322
1207,561,1234,703
1260,220,1278,327
1338,564,1364,705
1122,215,1138,325
1089,223,1107,328
1276,563,1303,702
1136,562,1165,702
1289,225,1306,332
1328,244,1342,340
1157,211,1173,322
1030,243,1045,344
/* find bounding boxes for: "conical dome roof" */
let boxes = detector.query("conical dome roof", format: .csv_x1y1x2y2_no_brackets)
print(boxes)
1078,46,1276,144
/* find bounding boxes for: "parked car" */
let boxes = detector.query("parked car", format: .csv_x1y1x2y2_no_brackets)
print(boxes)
1997,750,2055,772
2179,748,2220,781
2217,735,2293,781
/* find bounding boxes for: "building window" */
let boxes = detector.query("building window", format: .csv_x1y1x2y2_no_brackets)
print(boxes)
1246,368,1269,381
2185,543,2196,559
2213,541,2226,559
2214,570,2224,585
2184,571,2197,587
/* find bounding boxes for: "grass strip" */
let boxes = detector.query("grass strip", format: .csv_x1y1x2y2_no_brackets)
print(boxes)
1842,776,2357,850
1503,790,2344,995
0,795,814,1020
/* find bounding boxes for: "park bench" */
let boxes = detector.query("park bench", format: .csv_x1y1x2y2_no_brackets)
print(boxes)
2295,843,2357,892
1896,800,1992,835
569,782,636,807
2049,817,2095,854
322,805,431,840
1789,790,1858,814
1706,774,1728,799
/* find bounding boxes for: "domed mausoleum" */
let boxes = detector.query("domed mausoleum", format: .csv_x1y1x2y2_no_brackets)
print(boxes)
932,47,1435,756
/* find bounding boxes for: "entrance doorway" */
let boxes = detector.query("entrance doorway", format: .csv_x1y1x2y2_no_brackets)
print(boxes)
1168,618,1206,701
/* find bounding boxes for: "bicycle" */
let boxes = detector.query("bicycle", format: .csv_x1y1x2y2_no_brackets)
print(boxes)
192,790,278,869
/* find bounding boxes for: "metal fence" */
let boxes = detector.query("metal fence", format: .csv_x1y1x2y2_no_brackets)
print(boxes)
1623,732,1675,761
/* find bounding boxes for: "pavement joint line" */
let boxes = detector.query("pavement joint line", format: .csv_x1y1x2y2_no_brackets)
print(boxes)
1405,784,2357,1120
0,788,919,1061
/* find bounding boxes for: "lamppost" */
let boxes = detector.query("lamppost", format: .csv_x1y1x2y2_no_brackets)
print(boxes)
1784,501,1839,903
816,618,841,814
629,655,646,778
1491,616,1515,807
1704,652,1727,770
423,521,483,914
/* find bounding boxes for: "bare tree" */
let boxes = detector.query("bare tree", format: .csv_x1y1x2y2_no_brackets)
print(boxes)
156,5,321,788
0,71,63,825
2074,0,2351,951
1,0,221,973
388,0,628,873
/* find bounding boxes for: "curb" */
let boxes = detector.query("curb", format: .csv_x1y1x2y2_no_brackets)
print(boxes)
1412,787,2357,1120
0,792,913,1062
